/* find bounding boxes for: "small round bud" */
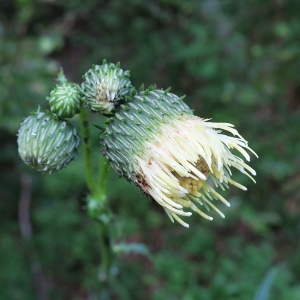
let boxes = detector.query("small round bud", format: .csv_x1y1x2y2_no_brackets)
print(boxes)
47,82,82,118
81,60,134,114
17,111,80,173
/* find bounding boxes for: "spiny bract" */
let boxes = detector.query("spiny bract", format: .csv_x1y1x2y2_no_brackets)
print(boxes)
17,111,80,173
81,60,134,115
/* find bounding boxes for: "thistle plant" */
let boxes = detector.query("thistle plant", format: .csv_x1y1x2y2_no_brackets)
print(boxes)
102,86,257,227
17,60,257,282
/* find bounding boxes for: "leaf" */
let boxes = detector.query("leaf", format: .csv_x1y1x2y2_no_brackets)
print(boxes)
254,266,279,300
93,124,106,133
113,243,152,258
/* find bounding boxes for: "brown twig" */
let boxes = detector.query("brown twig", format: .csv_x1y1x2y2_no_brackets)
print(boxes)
19,173,49,300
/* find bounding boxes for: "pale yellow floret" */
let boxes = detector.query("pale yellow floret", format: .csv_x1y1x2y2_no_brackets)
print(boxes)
226,178,247,191
171,212,190,228
134,115,256,227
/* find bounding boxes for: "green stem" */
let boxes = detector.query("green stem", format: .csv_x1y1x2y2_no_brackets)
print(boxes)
99,223,112,279
79,107,95,193
96,154,110,199
97,155,113,281
79,107,113,282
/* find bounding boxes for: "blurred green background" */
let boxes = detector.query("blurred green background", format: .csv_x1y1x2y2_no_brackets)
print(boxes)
1,0,300,299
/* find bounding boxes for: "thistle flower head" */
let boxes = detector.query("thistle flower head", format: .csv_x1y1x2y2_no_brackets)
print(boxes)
17,110,80,173
81,60,134,114
47,82,82,118
102,87,257,227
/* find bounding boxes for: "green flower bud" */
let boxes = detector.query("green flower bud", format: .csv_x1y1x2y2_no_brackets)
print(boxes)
47,82,82,118
17,111,80,173
101,87,257,227
81,60,134,114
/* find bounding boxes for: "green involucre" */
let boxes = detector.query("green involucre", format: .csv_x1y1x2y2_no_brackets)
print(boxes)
81,60,134,114
17,111,80,173
101,88,192,179
47,82,82,118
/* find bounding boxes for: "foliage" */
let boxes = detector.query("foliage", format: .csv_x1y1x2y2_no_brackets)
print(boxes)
1,0,300,299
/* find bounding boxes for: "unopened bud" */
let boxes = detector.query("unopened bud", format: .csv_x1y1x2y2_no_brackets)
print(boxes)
17,111,80,173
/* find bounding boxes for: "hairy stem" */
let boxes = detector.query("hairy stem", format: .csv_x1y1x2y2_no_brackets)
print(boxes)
79,107,95,193
99,223,113,280
96,154,110,199
79,108,113,281
97,155,113,280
